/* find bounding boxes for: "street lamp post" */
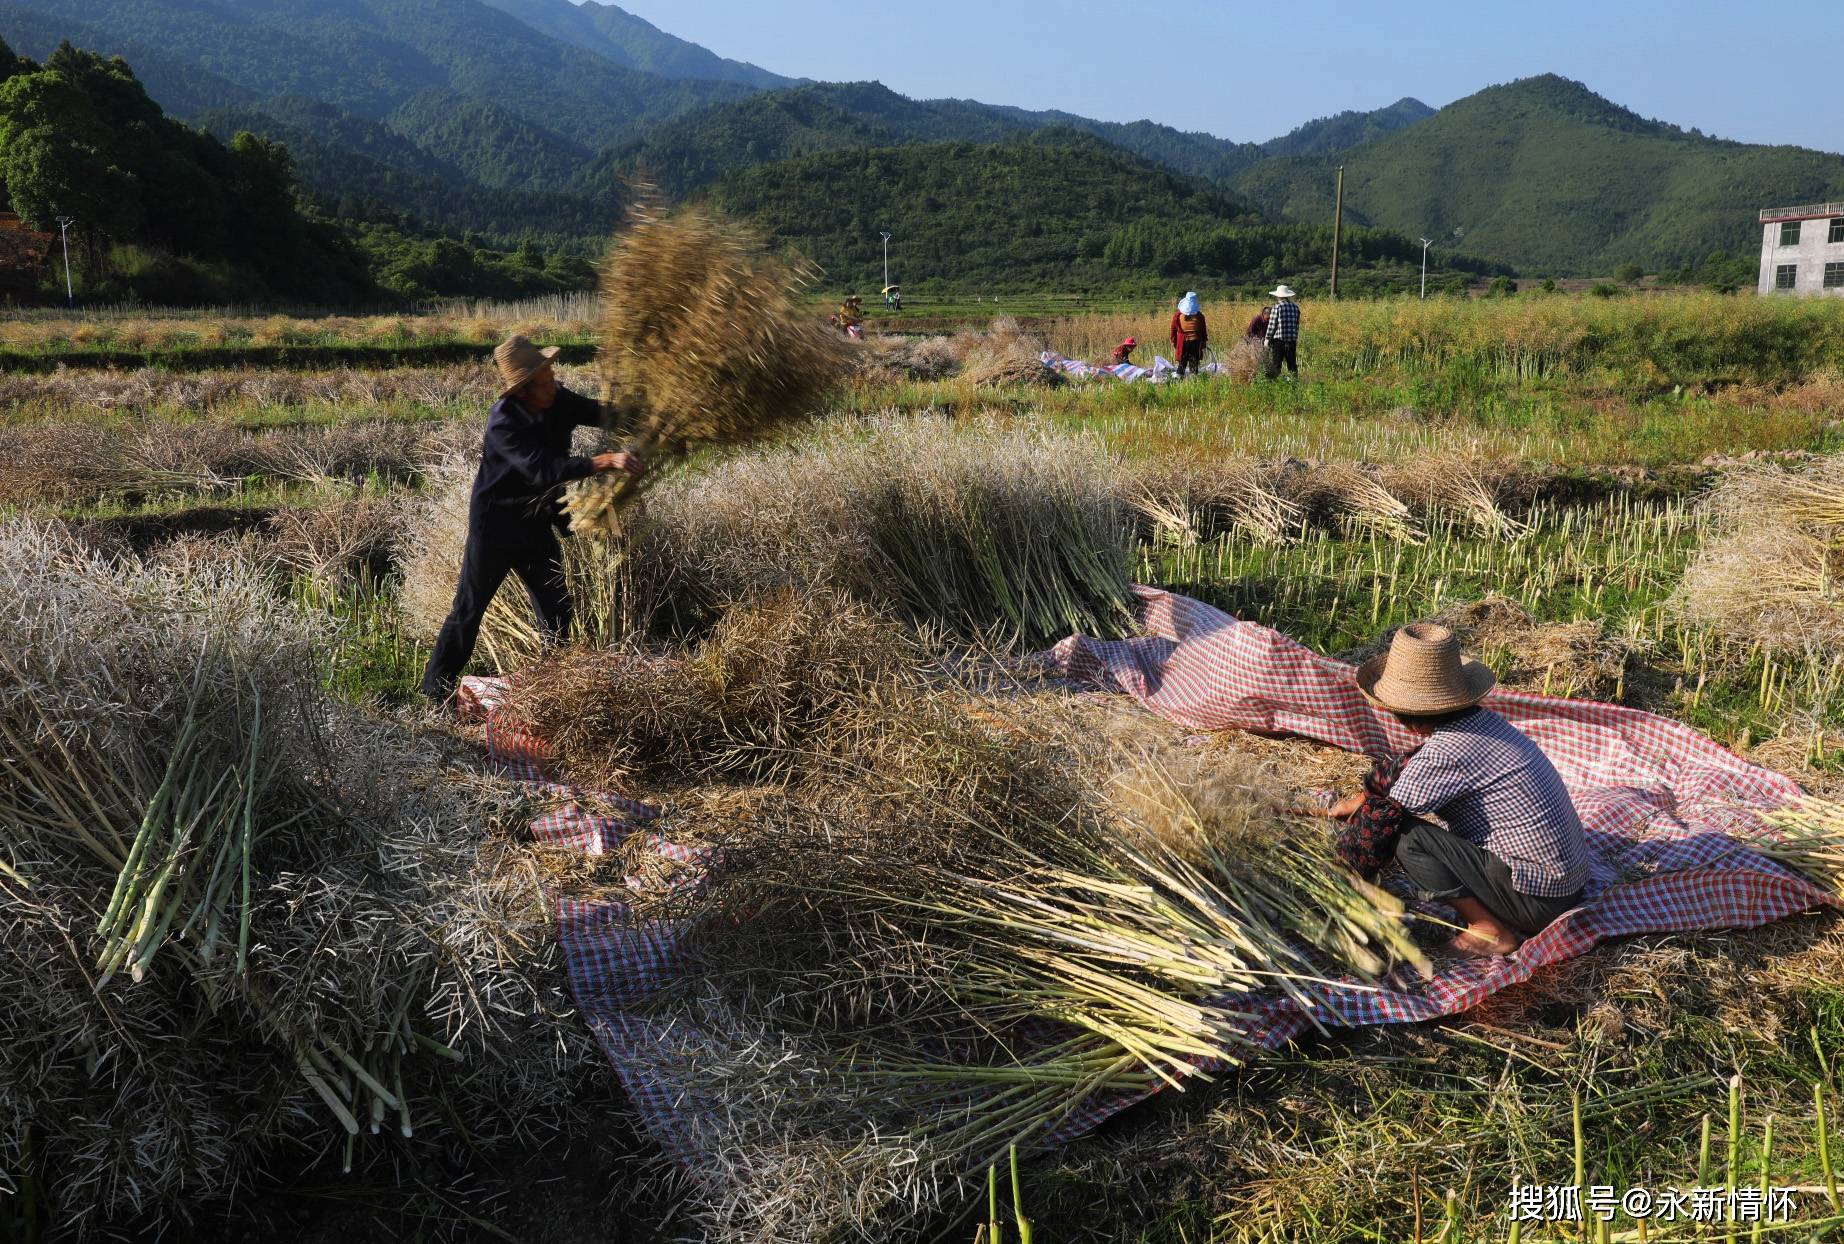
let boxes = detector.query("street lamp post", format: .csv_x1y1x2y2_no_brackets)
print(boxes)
55,216,76,307
880,231,892,299
1418,237,1432,302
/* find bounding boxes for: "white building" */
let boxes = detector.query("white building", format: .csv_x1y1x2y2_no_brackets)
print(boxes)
1757,202,1844,295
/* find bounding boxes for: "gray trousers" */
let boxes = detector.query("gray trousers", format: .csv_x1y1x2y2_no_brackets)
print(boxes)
1396,819,1582,936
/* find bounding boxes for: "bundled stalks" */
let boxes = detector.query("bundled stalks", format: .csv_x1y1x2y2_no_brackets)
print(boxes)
1677,456,1844,652
1379,457,1533,539
1129,457,1302,546
0,520,593,1235
497,589,923,790
621,674,1422,1241
1756,798,1844,899
1220,336,1267,383
963,318,1061,389
401,416,1138,661
563,202,849,536
1283,462,1425,543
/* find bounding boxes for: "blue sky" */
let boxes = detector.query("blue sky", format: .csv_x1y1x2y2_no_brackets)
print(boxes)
607,0,1844,153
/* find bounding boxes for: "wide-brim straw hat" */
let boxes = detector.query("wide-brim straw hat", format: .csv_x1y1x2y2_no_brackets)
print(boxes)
1270,285,1297,299
1354,621,1496,715
494,334,561,400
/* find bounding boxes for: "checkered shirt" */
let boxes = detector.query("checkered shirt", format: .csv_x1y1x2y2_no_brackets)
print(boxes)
1391,708,1592,896
1264,299,1301,343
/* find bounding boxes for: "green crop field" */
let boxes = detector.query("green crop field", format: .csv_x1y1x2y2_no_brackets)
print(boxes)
5,290,1844,1244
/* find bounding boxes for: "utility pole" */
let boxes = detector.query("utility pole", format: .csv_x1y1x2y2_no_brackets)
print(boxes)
880,231,892,297
1419,238,1432,301
1329,166,1344,300
54,216,76,307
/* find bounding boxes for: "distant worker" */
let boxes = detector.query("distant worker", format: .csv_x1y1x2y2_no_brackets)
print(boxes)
1169,291,1207,378
1111,336,1137,365
420,335,642,709
1262,284,1301,379
1246,307,1269,341
883,284,902,311
838,294,865,339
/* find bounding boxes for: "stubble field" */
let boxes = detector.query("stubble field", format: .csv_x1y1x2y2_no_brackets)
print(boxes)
4,291,1844,1244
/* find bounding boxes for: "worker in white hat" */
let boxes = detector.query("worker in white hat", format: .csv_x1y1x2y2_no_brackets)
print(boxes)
1262,284,1301,380
1308,622,1591,956
419,334,641,708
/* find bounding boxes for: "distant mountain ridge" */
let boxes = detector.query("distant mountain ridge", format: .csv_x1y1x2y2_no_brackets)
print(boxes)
1230,75,1844,274
596,81,1433,198
2,1,1828,279
478,0,795,89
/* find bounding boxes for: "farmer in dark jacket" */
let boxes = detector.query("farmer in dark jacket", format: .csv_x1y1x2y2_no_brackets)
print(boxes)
420,334,641,707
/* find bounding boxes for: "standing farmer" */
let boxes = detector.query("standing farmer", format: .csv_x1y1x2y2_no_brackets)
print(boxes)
1262,284,1301,379
420,335,641,708
1168,291,1207,378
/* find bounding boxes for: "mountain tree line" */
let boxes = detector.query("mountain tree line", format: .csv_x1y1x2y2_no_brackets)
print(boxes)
0,38,597,304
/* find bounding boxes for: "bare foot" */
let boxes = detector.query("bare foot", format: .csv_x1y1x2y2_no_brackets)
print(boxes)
1448,926,1523,958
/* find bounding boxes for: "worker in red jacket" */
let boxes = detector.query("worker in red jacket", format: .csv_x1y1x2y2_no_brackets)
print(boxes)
1169,291,1207,377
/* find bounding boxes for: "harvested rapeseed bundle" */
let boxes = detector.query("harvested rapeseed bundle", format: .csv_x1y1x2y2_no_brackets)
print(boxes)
564,202,849,536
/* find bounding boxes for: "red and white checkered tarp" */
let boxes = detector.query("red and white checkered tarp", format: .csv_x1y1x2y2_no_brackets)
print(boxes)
464,586,1835,1178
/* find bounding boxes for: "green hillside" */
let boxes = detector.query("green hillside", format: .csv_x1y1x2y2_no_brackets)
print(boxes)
384,87,590,190
598,81,1433,199
193,102,618,243
1261,97,1433,157
479,0,793,88
10,0,754,147
703,131,1498,295
1231,75,1844,275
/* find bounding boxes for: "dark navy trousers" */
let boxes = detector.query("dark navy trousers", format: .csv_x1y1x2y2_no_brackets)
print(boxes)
420,518,572,703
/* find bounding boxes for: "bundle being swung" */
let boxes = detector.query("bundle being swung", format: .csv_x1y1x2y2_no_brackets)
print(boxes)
564,203,850,536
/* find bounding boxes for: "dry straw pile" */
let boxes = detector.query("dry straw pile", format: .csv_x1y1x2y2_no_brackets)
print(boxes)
527,605,1428,1241
0,521,594,1235
961,316,1062,389
400,415,1139,663
562,202,849,536
1677,455,1844,652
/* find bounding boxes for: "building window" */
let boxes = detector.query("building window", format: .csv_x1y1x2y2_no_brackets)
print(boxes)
1827,262,1844,288
1831,218,1844,244
1781,220,1802,246
1777,264,1798,289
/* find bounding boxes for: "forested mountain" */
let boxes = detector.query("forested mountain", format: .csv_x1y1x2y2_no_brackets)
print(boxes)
192,102,618,242
0,40,376,302
1261,98,1434,157
598,81,1435,198
704,130,1498,294
1230,75,1844,274
479,0,792,88
10,0,753,149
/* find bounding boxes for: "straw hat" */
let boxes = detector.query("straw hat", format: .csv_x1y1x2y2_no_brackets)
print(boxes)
1354,622,1496,715
1270,285,1297,299
494,334,561,400
1121,336,1136,348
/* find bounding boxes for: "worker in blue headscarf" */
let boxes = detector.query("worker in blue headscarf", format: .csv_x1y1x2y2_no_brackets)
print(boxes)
1168,291,1207,378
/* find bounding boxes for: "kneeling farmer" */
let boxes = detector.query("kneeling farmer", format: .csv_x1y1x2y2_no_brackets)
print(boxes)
1312,623,1590,957
421,335,640,708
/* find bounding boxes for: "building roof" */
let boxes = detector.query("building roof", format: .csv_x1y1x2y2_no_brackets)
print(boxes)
1760,201,1844,224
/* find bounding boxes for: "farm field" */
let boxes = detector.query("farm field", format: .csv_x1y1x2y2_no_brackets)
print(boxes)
5,291,1844,1244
